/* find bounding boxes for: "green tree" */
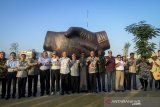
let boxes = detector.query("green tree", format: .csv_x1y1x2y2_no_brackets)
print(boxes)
10,42,19,54
123,42,131,56
125,21,160,56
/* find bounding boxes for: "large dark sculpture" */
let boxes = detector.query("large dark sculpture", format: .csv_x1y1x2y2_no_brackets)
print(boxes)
43,27,110,57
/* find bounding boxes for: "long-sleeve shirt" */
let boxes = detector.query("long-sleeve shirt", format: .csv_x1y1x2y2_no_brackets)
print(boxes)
6,59,18,72
59,57,70,74
128,58,137,73
51,58,60,70
27,58,39,75
0,58,7,78
87,56,98,73
38,57,51,70
16,60,28,77
70,60,79,76
105,56,115,72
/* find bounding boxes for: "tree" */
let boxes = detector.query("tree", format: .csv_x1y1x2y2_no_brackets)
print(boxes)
10,42,19,54
125,21,160,56
123,42,131,56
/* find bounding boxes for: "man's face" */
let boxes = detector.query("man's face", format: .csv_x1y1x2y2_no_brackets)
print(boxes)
117,56,121,61
43,52,48,58
10,53,16,59
130,54,134,58
108,51,112,57
62,52,67,57
0,53,4,59
31,52,35,59
90,51,95,57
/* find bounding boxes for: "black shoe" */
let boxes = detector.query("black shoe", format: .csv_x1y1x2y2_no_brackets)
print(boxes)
40,93,44,96
22,95,25,97
33,93,36,97
18,96,21,99
141,87,144,90
60,92,64,95
1,96,5,99
5,96,10,100
12,95,15,98
133,88,138,90
28,94,31,97
144,88,147,91
103,90,107,92
66,92,70,95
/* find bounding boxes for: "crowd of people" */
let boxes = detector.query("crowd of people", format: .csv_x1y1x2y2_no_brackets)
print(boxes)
0,50,160,100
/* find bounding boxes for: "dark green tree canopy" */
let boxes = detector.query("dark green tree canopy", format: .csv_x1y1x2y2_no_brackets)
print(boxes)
125,21,160,56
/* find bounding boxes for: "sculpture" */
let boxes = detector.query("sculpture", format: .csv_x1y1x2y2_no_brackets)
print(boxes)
43,27,110,57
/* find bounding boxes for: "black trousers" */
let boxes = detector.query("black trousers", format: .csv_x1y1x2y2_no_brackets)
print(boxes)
124,72,130,90
155,80,160,89
40,69,50,95
71,76,79,93
51,69,60,92
139,78,148,89
97,72,106,92
6,72,17,97
89,73,97,92
18,77,27,97
61,74,69,93
28,75,38,96
0,77,6,98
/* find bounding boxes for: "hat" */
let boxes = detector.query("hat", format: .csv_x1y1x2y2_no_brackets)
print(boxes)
151,52,157,57
52,51,56,55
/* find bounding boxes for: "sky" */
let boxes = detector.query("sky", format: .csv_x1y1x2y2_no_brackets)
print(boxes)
0,0,160,56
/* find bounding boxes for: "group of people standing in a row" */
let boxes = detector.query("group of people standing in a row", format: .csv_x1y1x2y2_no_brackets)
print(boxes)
0,50,160,100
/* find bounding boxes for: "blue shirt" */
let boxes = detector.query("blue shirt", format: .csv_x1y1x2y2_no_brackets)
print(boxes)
6,59,18,72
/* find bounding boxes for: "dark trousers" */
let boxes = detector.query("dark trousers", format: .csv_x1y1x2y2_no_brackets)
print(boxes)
128,73,137,89
149,72,160,89
139,78,148,89
40,69,50,95
18,77,27,97
106,71,115,92
51,69,60,92
61,74,69,93
0,77,6,98
6,72,17,97
97,72,106,92
155,80,160,89
28,75,38,96
89,73,97,92
71,76,79,93
124,72,130,90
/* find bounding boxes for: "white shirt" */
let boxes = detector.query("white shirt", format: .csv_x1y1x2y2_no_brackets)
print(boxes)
51,58,60,70
60,57,70,74
115,59,124,71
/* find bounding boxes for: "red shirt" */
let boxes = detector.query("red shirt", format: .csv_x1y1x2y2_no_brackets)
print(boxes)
105,56,115,72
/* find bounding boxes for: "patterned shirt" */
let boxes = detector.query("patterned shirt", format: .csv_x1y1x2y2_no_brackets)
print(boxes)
27,58,39,75
16,60,28,77
87,56,98,73
59,57,70,74
0,58,7,78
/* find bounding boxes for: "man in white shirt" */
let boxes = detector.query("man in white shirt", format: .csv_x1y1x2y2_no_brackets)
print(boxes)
115,55,125,92
38,51,51,96
5,52,18,100
59,51,71,95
